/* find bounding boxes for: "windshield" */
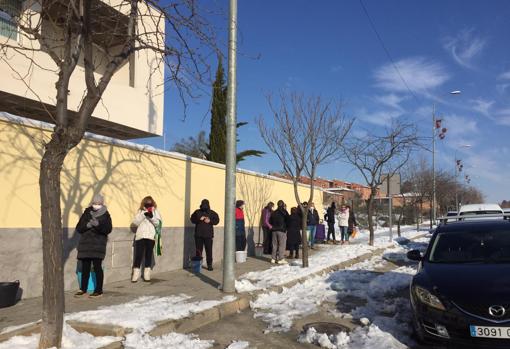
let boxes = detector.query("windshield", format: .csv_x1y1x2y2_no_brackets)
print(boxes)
429,229,510,263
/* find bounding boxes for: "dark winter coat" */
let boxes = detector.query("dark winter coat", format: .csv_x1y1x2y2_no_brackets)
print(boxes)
307,208,320,226
190,209,220,238
76,207,112,260
324,206,336,224
286,213,302,246
269,208,289,232
348,210,358,230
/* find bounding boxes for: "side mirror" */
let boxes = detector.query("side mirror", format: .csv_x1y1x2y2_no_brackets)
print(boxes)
407,250,423,261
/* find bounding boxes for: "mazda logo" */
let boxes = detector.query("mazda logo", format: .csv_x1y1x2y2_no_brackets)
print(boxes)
489,305,506,318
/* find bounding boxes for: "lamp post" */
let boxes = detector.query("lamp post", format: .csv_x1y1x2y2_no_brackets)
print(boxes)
432,90,461,225
454,144,472,211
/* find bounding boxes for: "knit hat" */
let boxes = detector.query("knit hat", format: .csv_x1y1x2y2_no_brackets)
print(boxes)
91,193,105,205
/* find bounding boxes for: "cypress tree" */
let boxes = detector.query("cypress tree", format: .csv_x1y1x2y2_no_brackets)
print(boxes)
209,57,227,164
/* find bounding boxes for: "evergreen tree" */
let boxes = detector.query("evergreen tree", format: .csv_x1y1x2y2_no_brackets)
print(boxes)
209,57,227,163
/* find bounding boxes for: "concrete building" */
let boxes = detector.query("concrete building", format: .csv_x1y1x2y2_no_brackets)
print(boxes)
0,0,164,139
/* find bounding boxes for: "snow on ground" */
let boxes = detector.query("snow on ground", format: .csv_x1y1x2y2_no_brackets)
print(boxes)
236,226,424,293
252,235,431,348
1,295,236,349
0,323,120,349
225,340,251,349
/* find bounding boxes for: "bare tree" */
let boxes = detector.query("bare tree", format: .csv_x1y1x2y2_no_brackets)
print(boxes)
342,122,419,245
258,92,353,267
0,1,217,347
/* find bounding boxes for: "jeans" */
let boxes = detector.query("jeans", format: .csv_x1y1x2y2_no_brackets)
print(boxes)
133,238,155,268
195,236,213,267
327,222,336,241
236,234,247,251
340,226,349,241
271,231,287,260
80,258,103,293
263,226,272,254
307,225,317,246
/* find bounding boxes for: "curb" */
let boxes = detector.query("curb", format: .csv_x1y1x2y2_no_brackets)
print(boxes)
1,233,427,347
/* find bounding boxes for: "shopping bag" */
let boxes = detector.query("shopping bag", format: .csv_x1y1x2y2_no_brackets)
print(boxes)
154,220,163,256
350,227,358,239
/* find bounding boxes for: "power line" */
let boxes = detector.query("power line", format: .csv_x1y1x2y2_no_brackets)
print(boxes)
358,0,421,103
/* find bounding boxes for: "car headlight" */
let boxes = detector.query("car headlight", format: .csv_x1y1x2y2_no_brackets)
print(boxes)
414,286,446,311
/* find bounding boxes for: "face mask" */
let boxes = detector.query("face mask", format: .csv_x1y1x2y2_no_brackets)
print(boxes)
92,204,102,211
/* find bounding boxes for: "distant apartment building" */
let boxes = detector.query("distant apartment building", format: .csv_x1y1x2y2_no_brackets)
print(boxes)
269,172,379,204
0,0,164,139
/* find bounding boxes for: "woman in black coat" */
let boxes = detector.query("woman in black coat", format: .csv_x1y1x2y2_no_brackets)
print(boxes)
286,207,302,259
74,193,112,298
190,199,220,271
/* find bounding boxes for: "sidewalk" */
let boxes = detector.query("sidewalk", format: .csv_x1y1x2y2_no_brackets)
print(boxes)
0,254,274,331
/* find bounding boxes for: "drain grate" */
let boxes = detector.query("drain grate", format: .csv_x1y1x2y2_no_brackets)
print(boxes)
303,322,351,336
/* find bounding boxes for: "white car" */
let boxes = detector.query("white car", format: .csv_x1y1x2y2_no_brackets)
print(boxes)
458,203,504,220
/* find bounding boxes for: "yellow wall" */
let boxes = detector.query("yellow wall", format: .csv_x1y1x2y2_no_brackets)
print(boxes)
0,118,323,229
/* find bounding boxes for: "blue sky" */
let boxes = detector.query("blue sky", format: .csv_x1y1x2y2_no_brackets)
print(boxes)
137,0,510,203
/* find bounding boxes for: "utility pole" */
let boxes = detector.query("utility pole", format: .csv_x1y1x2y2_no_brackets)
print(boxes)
222,0,238,293
432,104,437,226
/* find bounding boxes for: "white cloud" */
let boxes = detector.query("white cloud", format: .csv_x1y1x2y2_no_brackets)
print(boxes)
470,98,494,116
374,57,450,93
496,83,510,94
357,108,402,126
373,94,407,112
499,71,510,80
443,29,487,69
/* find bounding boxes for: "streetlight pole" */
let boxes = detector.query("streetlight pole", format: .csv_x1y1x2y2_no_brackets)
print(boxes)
222,0,238,293
432,103,436,225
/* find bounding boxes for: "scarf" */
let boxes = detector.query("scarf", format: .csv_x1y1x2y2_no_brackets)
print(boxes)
90,205,107,218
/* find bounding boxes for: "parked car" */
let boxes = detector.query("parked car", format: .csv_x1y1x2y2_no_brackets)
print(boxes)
459,203,503,216
407,216,510,347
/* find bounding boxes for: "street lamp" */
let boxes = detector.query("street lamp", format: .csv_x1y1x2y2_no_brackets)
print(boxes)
432,90,461,225
454,144,472,211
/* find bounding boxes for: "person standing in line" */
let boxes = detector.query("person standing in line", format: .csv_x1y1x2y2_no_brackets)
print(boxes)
235,200,247,251
190,199,220,271
337,204,350,244
307,202,320,249
325,202,337,244
131,196,162,282
74,193,112,298
286,207,302,259
347,205,358,243
261,202,274,254
270,200,289,264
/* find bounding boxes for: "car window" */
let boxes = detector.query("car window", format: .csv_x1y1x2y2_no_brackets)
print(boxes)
429,229,510,263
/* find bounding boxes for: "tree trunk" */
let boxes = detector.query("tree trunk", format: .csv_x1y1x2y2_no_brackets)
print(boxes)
301,209,308,267
39,129,81,349
367,192,376,246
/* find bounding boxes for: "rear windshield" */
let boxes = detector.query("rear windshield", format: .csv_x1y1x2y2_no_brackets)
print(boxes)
429,229,510,263
447,212,457,217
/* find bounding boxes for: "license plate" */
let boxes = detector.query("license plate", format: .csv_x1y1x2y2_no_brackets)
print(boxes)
470,325,510,339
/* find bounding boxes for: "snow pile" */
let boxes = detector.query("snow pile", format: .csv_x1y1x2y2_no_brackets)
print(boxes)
236,227,423,293
123,332,214,349
251,276,336,332
66,294,236,329
226,340,251,349
0,323,119,349
298,324,407,349
1,295,236,349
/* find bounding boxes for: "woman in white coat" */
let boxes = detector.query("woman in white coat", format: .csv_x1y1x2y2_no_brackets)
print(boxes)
337,204,350,244
131,196,162,282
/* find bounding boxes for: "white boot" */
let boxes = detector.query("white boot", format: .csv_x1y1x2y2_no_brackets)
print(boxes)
131,268,140,283
143,267,151,282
